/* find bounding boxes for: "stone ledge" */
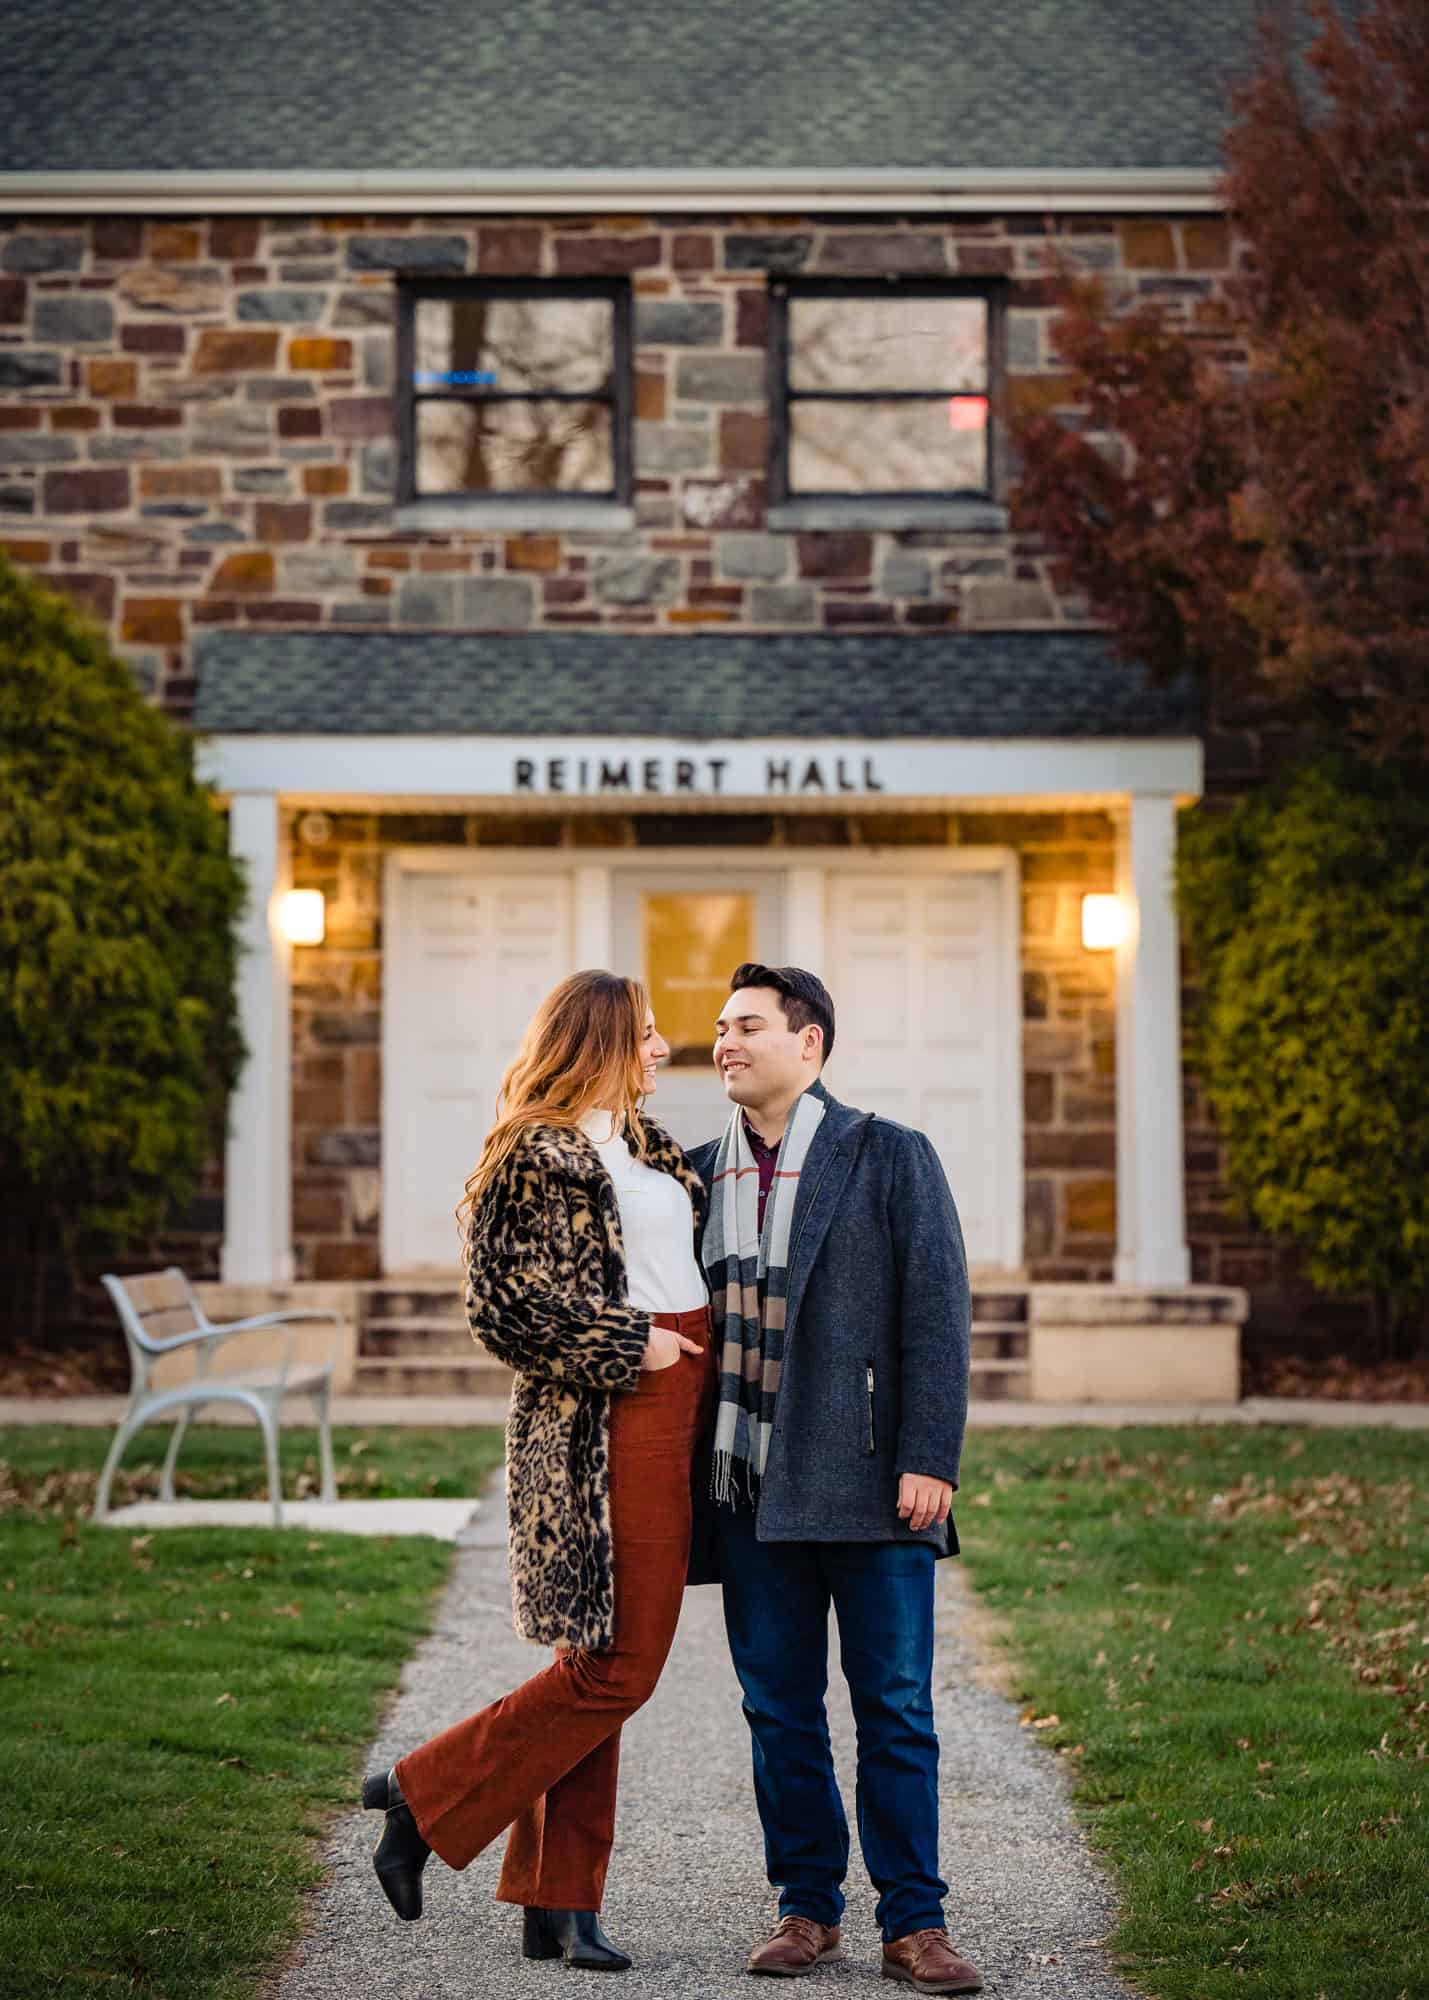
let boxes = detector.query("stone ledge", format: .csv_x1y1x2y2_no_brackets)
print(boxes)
768,497,1010,533
393,499,637,534
1027,1284,1248,1404
1030,1282,1248,1327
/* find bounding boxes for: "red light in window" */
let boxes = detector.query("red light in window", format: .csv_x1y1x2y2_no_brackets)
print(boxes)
948,395,987,431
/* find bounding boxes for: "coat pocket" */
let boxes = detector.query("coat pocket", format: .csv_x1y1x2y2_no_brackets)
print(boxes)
864,1361,876,1454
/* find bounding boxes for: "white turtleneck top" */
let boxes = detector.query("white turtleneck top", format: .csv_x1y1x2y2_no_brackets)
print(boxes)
579,1111,708,1315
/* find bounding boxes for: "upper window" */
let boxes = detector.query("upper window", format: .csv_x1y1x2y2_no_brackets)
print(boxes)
396,280,632,506
770,280,1004,504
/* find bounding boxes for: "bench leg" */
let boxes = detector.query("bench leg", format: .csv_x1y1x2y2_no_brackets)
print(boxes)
256,1399,284,1529
312,1382,338,1504
93,1409,145,1522
158,1409,194,1502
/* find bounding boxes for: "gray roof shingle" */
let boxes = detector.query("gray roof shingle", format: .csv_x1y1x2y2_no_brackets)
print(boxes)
4,1,1257,175
192,630,1200,738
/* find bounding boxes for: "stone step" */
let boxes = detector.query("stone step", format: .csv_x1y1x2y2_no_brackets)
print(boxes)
969,1290,1029,1323
357,1354,1030,1402
970,1367,1032,1399
360,1316,471,1358
369,1287,1029,1321
364,1324,1029,1366
361,1287,466,1321
357,1289,1032,1393
970,1327,1030,1362
351,1357,513,1400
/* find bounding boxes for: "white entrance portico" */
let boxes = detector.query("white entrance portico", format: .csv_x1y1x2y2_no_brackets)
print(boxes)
203,730,1203,1308
378,845,1022,1274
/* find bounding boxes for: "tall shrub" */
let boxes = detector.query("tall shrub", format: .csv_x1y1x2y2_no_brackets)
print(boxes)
0,555,245,1340
1178,760,1429,1355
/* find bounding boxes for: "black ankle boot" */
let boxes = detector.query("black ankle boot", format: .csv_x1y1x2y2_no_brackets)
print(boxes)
522,1907,632,1971
362,1767,430,1921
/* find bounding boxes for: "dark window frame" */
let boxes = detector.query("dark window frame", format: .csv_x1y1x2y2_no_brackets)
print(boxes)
395,277,634,507
767,277,1008,506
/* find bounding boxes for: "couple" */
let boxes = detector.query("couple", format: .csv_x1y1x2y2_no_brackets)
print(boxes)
364,963,979,1994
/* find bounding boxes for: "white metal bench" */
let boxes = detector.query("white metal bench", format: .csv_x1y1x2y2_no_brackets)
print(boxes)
94,1266,340,1528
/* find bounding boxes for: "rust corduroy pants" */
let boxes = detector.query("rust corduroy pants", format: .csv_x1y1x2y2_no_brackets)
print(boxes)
396,1304,713,1911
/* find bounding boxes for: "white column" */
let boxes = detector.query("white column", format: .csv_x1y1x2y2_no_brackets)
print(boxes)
1113,795,1191,1285
783,864,826,973
222,793,294,1283
573,863,614,968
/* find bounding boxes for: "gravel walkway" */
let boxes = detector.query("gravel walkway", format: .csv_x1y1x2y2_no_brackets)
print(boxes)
271,1491,1136,2000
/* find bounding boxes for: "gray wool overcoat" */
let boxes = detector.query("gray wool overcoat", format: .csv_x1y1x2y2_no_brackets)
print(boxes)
687,1077,971,1576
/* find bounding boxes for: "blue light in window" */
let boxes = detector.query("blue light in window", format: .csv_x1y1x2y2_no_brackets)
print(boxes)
414,368,499,386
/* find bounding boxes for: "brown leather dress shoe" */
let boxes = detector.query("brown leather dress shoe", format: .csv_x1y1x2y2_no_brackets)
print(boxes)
881,1929,982,1994
747,1914,843,1976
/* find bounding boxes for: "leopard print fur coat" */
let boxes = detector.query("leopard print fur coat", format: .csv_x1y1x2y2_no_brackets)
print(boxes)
464,1114,706,1652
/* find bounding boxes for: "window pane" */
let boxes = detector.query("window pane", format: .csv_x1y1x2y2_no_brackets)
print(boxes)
789,397,988,494
790,295,986,393
414,296,614,395
416,399,613,494
644,891,754,1068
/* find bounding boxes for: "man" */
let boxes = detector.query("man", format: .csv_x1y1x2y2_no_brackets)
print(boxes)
689,963,979,1996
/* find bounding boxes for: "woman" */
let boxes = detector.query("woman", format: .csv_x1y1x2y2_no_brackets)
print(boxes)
362,970,713,1971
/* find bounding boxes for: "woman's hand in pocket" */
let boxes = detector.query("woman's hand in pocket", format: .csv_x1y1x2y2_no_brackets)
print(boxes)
641,1322,704,1371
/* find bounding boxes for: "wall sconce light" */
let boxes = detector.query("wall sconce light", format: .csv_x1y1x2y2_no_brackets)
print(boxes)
1081,893,1127,953
277,888,326,946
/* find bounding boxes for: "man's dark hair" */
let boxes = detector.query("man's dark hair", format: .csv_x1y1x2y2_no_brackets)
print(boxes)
730,963,836,1067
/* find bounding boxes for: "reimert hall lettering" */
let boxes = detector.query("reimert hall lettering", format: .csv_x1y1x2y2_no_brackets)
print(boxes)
512,754,888,797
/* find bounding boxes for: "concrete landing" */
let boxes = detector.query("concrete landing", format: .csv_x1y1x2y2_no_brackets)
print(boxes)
95,1497,482,1538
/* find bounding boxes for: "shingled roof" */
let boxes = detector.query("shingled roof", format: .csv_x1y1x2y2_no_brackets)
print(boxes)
192,630,1200,739
5,1,1257,176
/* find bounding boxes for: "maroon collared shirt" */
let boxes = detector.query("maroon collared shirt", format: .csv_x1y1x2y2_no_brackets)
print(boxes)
743,1116,780,1235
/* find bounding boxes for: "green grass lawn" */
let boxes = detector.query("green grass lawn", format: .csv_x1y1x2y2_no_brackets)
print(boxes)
6,1419,1425,1999
0,1420,507,1515
958,1426,1427,2000
0,1422,505,2000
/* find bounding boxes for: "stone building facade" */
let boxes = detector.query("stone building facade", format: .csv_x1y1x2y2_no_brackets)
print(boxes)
0,209,1231,693
0,203,1277,1391
6,0,1301,1396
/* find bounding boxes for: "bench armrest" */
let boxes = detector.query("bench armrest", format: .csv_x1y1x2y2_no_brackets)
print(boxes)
202,1308,342,1379
206,1308,340,1336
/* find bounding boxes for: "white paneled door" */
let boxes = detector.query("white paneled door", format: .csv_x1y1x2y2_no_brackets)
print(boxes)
827,868,1019,1272
384,867,574,1272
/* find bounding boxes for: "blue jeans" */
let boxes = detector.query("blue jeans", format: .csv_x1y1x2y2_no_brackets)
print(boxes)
716,1507,947,1941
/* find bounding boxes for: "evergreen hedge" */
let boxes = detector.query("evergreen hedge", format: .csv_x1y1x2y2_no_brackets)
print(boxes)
1178,758,1429,1355
0,555,245,1340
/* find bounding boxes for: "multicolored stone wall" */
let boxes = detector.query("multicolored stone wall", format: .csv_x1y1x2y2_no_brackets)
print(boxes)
2,205,1301,1334
0,209,1235,708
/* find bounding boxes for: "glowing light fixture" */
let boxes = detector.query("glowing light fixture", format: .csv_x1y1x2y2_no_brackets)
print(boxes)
278,888,325,946
1081,893,1127,953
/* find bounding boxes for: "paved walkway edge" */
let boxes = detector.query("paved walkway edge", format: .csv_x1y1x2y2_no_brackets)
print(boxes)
5,1393,1427,1428
95,1496,481,1538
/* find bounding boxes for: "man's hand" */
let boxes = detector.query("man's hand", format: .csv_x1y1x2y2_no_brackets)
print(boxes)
897,1472,953,1534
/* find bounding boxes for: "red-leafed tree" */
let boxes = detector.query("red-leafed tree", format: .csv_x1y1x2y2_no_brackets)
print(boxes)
1010,3,1429,1355
1011,0,1429,760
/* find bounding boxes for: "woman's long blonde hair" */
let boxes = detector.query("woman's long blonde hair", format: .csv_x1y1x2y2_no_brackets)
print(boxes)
457,969,651,1244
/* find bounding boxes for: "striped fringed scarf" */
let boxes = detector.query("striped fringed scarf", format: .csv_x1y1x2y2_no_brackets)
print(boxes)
701,1087,826,1505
